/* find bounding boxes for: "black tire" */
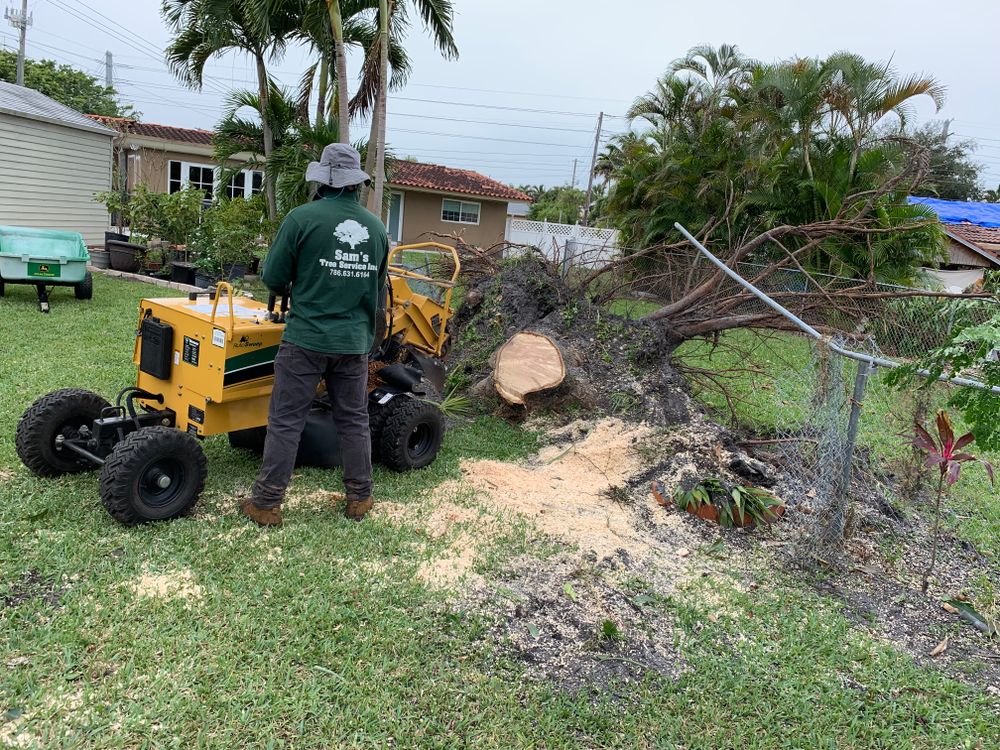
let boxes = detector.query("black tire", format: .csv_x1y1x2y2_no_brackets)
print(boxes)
228,426,267,454
368,398,392,462
98,426,207,525
74,271,93,300
378,396,444,472
15,388,110,476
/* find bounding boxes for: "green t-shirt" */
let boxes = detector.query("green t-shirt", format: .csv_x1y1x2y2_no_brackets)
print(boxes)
261,191,389,355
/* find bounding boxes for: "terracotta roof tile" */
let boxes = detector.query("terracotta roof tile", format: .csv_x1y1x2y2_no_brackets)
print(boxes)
945,222,1000,248
85,114,213,145
390,160,531,202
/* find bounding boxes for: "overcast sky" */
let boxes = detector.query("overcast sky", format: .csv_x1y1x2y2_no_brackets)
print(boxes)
5,0,999,189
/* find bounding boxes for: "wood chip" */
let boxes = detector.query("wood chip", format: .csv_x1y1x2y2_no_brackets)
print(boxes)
942,602,959,614
930,637,949,657
806,488,817,498
676,548,690,558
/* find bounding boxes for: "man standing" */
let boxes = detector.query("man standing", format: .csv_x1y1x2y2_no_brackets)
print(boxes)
241,144,389,527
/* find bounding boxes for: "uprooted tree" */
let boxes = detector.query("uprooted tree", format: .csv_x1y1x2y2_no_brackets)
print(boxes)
449,45,991,412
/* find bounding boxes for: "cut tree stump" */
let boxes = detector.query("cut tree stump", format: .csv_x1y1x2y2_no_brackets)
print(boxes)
494,332,567,406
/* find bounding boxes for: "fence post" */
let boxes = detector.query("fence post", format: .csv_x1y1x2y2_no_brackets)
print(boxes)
829,359,873,542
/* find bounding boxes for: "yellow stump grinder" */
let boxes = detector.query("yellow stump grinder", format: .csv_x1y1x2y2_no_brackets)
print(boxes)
15,243,459,525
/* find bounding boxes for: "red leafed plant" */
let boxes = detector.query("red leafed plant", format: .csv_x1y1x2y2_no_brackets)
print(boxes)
909,410,994,593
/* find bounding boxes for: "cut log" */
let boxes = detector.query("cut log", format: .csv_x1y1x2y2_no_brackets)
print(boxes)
494,332,566,406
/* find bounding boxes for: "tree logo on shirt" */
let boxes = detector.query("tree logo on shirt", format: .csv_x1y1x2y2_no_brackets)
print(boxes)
334,219,369,250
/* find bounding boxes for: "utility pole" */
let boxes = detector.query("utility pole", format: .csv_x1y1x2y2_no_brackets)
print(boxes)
4,0,31,86
940,118,952,140
571,158,578,188
582,111,603,226
105,51,113,89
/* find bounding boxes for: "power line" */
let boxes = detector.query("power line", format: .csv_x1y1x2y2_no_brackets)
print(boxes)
389,95,625,119
47,0,231,98
387,127,595,148
387,110,597,134
403,80,632,106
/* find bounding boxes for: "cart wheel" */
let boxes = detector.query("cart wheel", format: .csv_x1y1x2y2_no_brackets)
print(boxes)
15,388,111,476
0,280,4,296
378,397,444,471
228,426,267,454
99,426,207,525
74,272,93,300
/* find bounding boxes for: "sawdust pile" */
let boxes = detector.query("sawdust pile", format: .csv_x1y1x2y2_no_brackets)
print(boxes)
400,418,727,592
447,418,659,559
133,568,203,602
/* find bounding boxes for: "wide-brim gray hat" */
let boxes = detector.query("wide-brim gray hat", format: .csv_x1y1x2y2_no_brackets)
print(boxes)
305,143,371,188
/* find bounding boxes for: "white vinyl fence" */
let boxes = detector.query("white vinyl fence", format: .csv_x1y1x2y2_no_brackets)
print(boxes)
504,218,620,268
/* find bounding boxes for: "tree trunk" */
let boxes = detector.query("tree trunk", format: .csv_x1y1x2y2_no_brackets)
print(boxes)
316,55,329,126
327,0,350,144
360,103,379,208
371,0,390,215
254,52,277,221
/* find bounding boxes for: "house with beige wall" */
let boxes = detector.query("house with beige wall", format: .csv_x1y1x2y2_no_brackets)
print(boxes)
86,116,260,201
383,161,530,248
86,117,530,249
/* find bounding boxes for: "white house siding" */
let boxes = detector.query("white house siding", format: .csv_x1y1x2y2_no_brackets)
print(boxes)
0,113,113,246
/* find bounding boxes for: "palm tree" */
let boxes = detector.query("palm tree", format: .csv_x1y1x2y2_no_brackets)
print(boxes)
296,2,410,134
213,85,300,189
367,0,458,211
163,0,299,219
824,52,946,177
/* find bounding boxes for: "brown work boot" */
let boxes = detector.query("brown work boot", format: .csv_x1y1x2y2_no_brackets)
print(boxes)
240,499,283,527
345,496,374,521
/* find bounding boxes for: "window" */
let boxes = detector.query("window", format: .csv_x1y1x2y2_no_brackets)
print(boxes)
226,169,264,199
226,171,246,200
168,160,214,198
441,198,480,225
169,161,263,200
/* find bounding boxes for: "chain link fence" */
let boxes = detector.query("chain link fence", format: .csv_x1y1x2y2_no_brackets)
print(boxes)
663,228,1000,565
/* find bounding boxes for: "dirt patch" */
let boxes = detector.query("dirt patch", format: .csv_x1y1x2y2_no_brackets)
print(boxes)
3,570,67,609
133,567,203,603
778,465,1000,689
284,489,344,511
465,552,685,692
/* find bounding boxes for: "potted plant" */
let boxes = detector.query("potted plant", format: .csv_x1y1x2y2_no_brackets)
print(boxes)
669,477,784,528
94,189,131,267
107,184,161,272
94,189,130,243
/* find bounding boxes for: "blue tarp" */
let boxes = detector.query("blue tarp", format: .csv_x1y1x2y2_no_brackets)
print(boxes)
907,196,1000,228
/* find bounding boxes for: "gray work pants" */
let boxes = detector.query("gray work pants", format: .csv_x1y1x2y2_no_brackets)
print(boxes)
250,341,372,508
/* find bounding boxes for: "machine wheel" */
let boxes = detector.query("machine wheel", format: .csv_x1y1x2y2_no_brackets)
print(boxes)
74,272,93,300
378,397,444,472
15,388,110,476
228,426,267,454
368,399,392,461
98,426,207,525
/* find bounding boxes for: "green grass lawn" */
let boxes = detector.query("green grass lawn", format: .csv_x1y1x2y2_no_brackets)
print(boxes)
0,277,997,748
